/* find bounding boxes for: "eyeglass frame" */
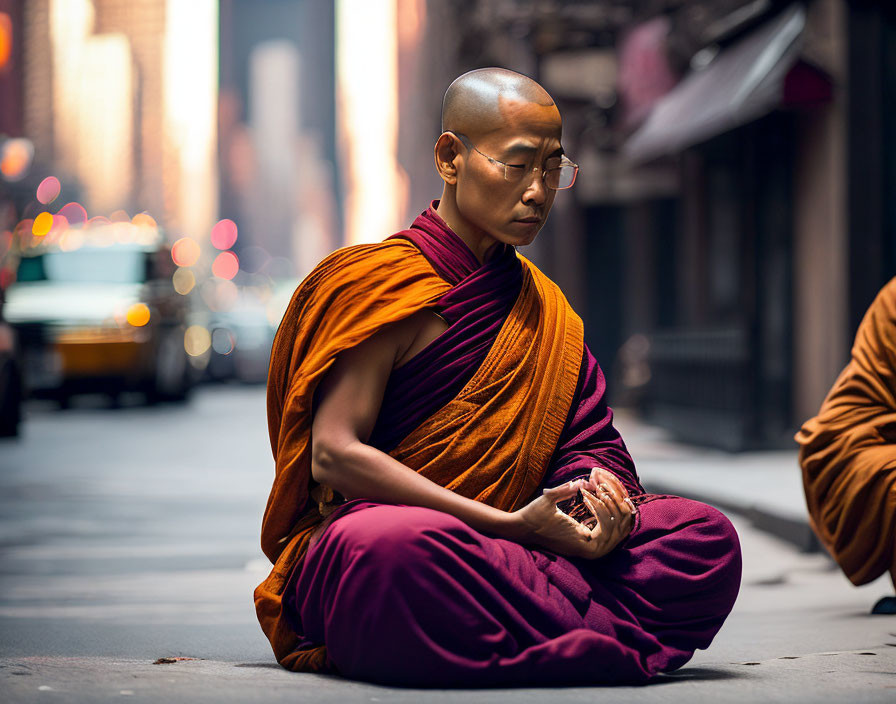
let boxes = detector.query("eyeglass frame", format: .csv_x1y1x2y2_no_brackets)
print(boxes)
447,131,578,190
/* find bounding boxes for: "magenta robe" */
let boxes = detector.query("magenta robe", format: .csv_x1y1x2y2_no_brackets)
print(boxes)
286,205,742,686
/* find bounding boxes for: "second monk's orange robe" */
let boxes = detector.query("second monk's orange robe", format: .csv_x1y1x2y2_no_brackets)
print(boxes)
796,277,896,587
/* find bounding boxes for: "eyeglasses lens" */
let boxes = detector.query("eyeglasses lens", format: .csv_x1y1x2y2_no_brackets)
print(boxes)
546,166,577,190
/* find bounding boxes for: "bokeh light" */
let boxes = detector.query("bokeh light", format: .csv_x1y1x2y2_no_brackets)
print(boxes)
184,325,211,356
239,245,271,274
134,223,158,245
126,302,151,327
59,228,85,252
36,176,62,205
15,219,33,241
50,214,69,236
171,237,201,267
32,212,53,236
210,218,238,250
200,278,238,312
92,223,117,248
212,250,239,280
132,212,157,228
0,138,34,181
172,267,196,295
211,328,235,355
264,256,294,279
57,202,88,227
113,222,134,243
0,13,11,70
110,209,130,222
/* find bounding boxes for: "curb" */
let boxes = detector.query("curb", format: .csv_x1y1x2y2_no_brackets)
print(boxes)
642,479,822,554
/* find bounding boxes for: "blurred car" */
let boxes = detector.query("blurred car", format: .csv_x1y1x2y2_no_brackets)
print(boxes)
205,300,275,384
4,241,193,405
0,287,23,436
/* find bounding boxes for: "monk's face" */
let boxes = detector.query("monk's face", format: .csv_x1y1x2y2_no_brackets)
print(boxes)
452,99,563,248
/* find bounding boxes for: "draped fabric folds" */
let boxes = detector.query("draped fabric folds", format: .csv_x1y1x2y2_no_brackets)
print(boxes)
796,277,896,587
256,205,742,684
258,237,453,671
257,206,584,672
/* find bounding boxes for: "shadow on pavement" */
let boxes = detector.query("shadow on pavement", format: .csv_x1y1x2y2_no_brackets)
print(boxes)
654,666,747,683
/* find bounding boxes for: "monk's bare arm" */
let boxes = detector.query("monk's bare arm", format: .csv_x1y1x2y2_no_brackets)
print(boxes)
310,312,613,558
310,312,525,539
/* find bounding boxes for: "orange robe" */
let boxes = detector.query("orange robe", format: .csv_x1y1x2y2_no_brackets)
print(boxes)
256,238,583,671
796,277,896,587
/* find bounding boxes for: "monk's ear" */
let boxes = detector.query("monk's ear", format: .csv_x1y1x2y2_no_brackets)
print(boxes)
434,132,461,185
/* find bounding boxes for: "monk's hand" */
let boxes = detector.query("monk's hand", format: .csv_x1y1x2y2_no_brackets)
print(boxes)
578,467,637,556
513,480,608,559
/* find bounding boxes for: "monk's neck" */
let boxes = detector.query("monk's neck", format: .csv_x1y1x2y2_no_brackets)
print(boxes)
434,197,502,266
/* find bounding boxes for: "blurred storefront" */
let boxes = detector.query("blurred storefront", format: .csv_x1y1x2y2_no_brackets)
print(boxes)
622,2,833,450
415,0,895,451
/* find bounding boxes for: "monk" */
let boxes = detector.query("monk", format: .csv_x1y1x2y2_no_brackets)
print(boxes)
255,68,742,686
796,278,896,614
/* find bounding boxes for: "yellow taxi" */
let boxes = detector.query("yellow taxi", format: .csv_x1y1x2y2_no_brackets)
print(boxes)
5,238,192,405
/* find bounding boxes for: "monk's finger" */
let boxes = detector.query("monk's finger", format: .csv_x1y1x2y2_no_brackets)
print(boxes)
582,487,633,555
586,485,624,531
594,468,628,502
581,489,614,534
594,487,630,545
594,469,635,518
609,483,637,521
587,469,623,508
542,480,582,503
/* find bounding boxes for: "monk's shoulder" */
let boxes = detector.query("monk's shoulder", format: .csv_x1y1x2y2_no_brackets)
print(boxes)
281,240,433,307
279,238,448,330
305,239,435,289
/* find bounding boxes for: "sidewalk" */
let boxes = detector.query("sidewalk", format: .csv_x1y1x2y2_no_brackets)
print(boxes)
614,410,818,552
3,388,894,702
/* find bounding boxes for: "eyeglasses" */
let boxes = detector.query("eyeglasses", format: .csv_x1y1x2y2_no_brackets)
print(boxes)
450,131,578,190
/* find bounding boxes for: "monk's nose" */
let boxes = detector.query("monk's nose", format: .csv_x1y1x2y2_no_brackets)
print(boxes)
522,171,548,206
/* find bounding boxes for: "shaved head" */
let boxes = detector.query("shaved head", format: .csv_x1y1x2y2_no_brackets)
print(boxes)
441,68,558,138
433,68,566,261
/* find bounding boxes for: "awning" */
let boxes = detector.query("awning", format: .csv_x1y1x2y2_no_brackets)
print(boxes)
623,4,831,164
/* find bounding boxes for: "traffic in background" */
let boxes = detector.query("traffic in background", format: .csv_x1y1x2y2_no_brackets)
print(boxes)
0,169,297,436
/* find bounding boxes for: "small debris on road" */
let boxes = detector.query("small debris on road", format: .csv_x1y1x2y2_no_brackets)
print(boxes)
153,657,197,665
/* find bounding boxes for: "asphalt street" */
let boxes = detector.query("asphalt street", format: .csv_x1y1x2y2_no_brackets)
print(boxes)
0,386,894,703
